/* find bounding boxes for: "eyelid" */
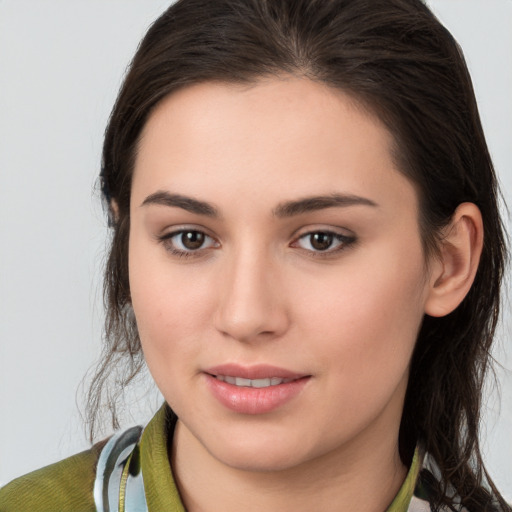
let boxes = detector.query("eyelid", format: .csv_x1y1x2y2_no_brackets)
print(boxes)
290,226,357,255
290,224,355,241
157,225,220,258
158,223,218,242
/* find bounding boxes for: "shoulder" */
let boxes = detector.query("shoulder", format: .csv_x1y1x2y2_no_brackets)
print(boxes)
0,439,107,512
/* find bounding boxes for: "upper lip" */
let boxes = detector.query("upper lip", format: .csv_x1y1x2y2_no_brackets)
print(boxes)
205,363,307,380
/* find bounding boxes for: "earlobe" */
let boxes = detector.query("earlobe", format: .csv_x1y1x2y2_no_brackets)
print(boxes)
424,203,484,317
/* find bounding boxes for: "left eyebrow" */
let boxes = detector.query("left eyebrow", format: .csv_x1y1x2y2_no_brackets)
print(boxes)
273,194,379,218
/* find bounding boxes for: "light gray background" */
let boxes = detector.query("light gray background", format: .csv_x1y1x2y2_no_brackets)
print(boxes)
1,0,511,499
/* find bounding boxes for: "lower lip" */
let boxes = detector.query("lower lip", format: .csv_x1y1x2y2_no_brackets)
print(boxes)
205,374,310,414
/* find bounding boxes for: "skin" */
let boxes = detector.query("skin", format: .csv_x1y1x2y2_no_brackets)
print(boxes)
128,76,483,512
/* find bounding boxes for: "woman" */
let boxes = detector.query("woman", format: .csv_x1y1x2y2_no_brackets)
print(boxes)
0,0,509,510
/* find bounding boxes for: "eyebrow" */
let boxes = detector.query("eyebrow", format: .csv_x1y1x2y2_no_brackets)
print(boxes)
273,194,378,217
141,191,219,217
140,190,378,218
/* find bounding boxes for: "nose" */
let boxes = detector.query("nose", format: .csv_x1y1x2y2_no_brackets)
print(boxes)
213,248,290,343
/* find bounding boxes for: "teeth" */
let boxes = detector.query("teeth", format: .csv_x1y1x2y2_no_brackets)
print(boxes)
235,377,252,387
251,378,271,388
215,375,293,388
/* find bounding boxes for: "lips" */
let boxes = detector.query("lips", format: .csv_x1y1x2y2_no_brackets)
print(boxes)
214,375,295,388
204,364,310,414
205,363,305,380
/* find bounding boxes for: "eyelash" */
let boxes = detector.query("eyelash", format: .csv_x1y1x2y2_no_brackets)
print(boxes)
291,230,356,257
158,229,356,259
158,229,219,259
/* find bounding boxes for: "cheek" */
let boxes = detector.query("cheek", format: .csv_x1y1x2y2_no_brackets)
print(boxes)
129,256,214,410
293,241,428,398
128,234,214,367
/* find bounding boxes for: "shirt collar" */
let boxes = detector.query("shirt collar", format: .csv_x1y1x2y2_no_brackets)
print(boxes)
139,404,423,512
139,405,185,511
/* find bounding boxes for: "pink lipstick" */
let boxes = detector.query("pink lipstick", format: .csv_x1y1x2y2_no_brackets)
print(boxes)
204,364,310,414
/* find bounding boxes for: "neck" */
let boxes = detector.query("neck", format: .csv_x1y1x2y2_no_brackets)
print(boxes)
170,417,408,512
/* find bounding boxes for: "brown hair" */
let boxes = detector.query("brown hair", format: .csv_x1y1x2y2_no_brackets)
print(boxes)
89,0,509,509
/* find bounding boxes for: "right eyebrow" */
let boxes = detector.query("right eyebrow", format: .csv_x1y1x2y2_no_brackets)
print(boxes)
140,191,219,217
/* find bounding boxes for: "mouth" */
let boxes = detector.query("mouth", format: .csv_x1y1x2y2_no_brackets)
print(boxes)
204,363,308,383
204,364,311,414
210,375,297,388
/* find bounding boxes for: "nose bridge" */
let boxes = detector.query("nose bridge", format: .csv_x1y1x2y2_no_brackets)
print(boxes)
214,243,288,342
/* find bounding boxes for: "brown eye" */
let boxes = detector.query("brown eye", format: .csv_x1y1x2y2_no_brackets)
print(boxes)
293,230,355,254
309,232,334,251
160,229,218,256
181,231,205,250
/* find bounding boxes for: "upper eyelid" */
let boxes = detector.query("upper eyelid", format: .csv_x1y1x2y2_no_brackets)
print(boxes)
291,225,355,239
161,229,218,243
291,230,355,246
159,224,217,239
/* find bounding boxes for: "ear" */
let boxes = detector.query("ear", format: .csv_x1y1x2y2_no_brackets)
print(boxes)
424,202,484,317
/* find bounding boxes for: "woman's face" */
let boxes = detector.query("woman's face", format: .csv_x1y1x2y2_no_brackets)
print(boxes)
129,77,433,471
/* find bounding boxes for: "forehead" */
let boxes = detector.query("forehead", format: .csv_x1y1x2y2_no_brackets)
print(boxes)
132,76,416,217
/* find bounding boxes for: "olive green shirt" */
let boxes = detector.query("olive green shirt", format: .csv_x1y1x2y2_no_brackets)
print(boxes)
0,405,425,511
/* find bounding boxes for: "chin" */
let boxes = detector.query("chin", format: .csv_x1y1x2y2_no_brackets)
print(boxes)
197,424,325,473
213,444,309,473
